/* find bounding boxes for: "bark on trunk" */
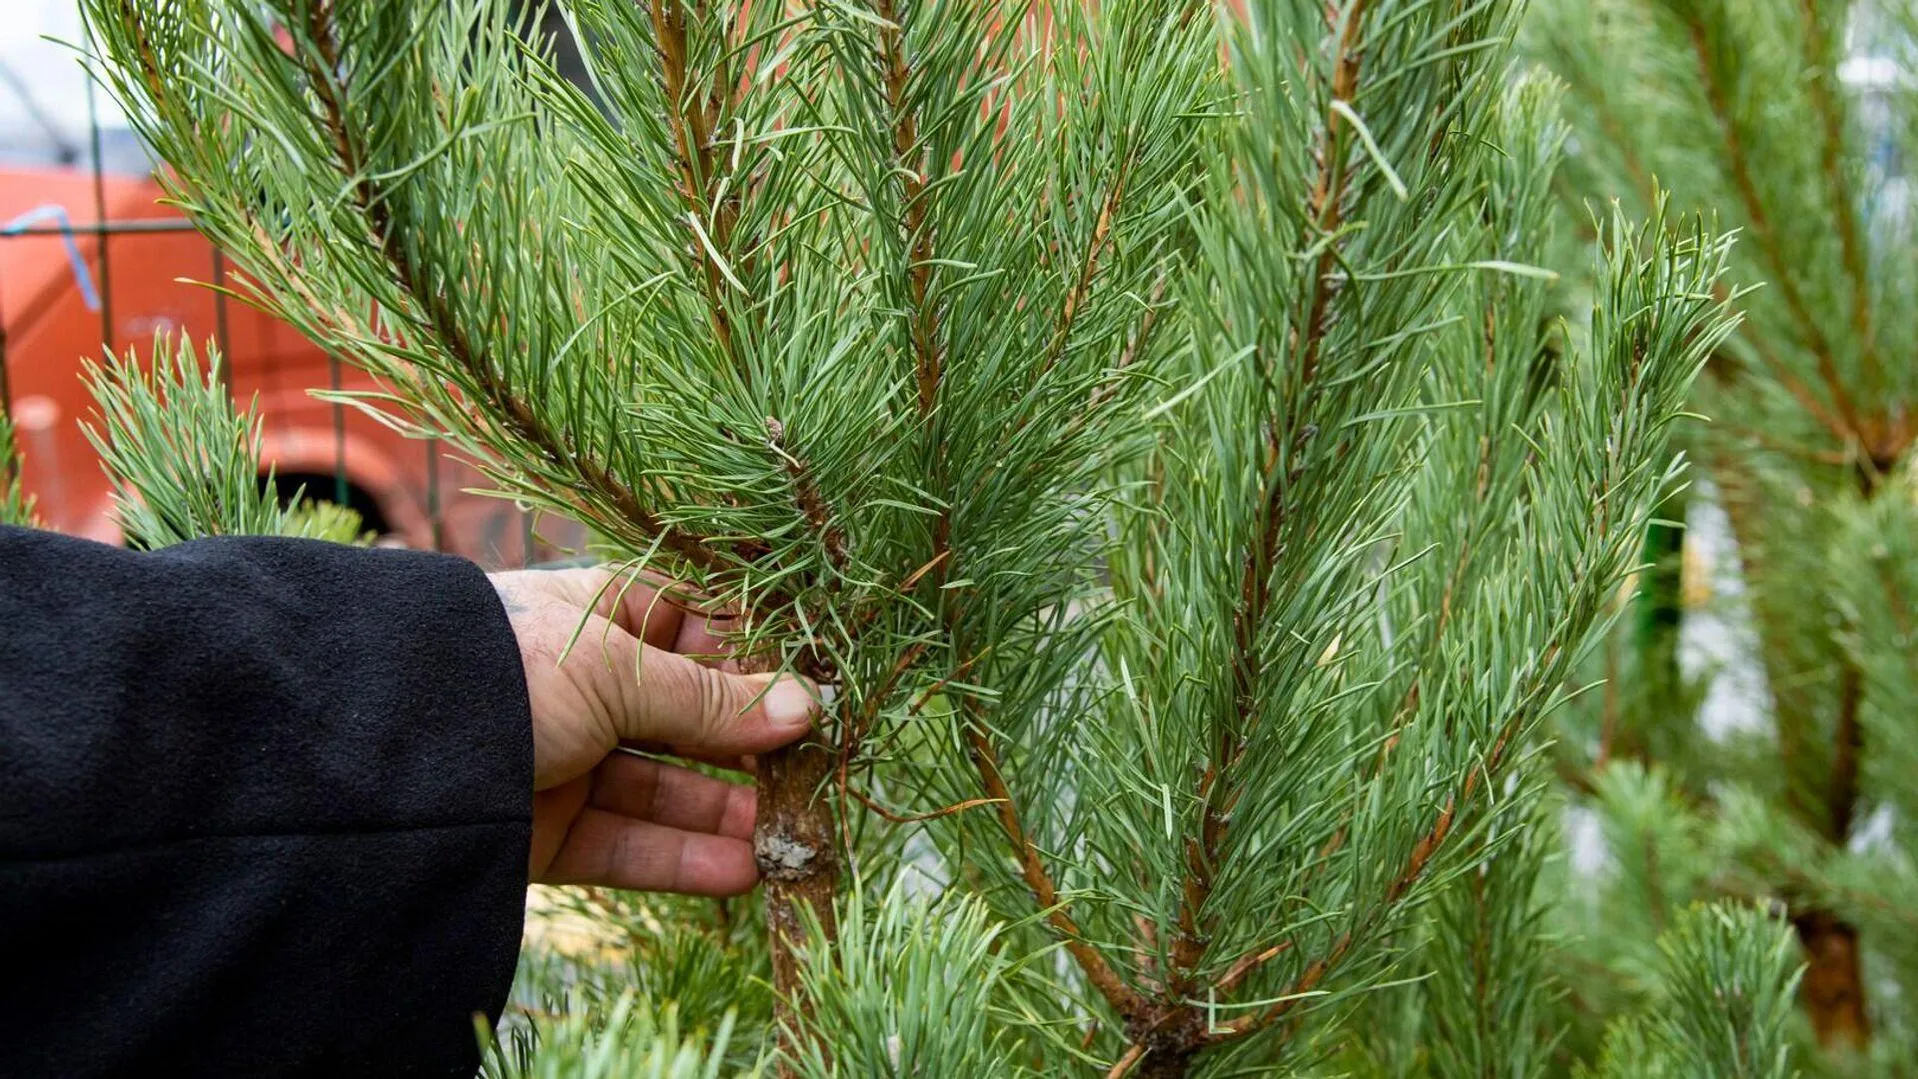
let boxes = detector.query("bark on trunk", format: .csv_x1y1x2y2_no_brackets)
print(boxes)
754,734,839,1072
1794,909,1870,1050
1125,1005,1206,1079
1135,1048,1196,1079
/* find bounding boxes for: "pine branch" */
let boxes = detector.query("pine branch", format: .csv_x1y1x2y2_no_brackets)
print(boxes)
1105,1043,1146,1079
1827,664,1864,843
1211,629,1552,1046
753,728,839,1070
1678,11,1860,443
966,721,1149,1019
864,0,953,630
767,418,849,571
649,0,745,371
291,1,732,578
1212,940,1293,996
862,0,1148,1026
1795,0,1873,374
834,639,928,806
1199,202,1729,1056
273,14,847,1050
1297,0,1370,393
873,0,942,420
1169,0,1372,998
0,416,36,529
82,335,368,547
1039,150,1134,379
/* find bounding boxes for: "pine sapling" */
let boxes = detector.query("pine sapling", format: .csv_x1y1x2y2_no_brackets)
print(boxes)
80,0,1767,1073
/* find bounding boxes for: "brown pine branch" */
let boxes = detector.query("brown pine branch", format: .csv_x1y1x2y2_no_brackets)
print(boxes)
872,0,942,418
834,638,928,833
1795,910,1872,1048
1797,524,1871,1052
843,787,1004,823
1796,0,1875,377
112,0,170,106
650,0,747,368
1296,0,1370,391
860,0,1151,1038
752,726,840,1063
766,416,849,568
748,428,846,1069
866,0,956,600
1111,8,1380,1070
966,722,1150,1019
1167,0,1371,1003
1038,150,1136,379
1213,940,1294,996
1827,665,1864,844
1681,14,1861,441
1106,1043,1147,1079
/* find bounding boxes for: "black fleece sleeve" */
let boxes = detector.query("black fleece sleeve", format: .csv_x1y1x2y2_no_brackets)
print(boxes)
0,525,532,1078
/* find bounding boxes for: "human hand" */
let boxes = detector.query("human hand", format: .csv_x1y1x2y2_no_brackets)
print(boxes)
489,567,817,896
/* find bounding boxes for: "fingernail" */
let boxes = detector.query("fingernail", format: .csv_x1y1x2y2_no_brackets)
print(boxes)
763,678,817,731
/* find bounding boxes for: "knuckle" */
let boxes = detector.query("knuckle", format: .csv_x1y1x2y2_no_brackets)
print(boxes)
693,663,736,735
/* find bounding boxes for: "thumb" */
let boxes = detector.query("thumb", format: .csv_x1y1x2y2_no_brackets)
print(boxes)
606,643,820,756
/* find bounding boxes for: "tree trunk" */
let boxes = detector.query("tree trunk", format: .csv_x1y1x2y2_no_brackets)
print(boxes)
1794,664,1870,1052
1794,909,1870,1050
1127,1005,1206,1079
754,734,839,1072
1135,1048,1197,1079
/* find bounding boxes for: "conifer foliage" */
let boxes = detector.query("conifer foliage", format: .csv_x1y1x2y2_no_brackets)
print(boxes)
79,0,1777,1072
82,338,369,548
0,418,36,529
1534,0,1918,1067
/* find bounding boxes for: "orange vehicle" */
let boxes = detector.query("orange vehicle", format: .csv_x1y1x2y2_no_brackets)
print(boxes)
0,162,568,566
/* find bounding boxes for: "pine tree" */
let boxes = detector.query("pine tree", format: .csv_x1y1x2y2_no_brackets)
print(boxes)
1532,0,1918,1069
72,0,1788,1073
